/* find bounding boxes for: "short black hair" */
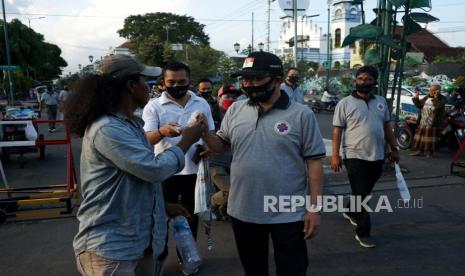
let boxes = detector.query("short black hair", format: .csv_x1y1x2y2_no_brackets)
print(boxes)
356,65,378,80
196,78,212,87
163,62,191,78
286,67,300,74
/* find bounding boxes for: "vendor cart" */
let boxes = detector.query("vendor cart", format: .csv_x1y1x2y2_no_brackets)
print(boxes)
1,119,45,167
0,120,78,223
0,107,45,168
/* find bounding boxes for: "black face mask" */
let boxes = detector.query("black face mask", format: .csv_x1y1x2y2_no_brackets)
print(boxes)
242,78,276,103
356,83,375,94
199,91,212,99
166,85,189,99
287,76,299,84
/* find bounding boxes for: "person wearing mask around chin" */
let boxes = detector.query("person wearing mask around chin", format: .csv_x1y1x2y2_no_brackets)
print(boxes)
280,67,305,104
202,51,325,276
142,62,215,273
331,65,400,249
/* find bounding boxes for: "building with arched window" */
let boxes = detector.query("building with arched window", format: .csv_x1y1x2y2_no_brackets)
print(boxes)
330,0,362,68
276,0,361,68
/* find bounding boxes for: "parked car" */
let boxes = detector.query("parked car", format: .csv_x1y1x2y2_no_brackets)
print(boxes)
386,86,426,118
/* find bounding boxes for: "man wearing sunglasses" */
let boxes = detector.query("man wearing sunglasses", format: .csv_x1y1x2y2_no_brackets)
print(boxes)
201,51,325,276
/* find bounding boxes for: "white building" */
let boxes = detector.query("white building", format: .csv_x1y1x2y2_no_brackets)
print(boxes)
276,0,362,68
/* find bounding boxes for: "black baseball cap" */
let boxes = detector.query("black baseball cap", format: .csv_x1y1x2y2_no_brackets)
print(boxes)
231,51,283,78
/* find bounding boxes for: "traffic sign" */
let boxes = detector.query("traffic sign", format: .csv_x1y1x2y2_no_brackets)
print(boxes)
279,0,310,17
0,65,20,71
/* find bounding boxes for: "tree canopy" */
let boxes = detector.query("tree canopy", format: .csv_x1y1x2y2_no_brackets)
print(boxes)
0,19,67,81
118,12,210,66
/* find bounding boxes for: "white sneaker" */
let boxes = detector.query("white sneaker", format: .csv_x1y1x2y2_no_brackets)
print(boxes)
355,234,376,248
342,212,358,226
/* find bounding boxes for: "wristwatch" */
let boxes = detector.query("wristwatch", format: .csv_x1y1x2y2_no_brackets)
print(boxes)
309,204,323,213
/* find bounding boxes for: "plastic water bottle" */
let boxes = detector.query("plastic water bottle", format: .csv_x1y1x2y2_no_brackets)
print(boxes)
172,216,202,275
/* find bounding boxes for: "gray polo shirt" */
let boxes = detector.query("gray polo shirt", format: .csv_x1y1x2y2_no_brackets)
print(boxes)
280,82,305,104
41,92,59,106
333,92,392,161
217,92,326,224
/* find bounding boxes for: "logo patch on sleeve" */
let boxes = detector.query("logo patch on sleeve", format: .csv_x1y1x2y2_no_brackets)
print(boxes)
377,103,385,111
274,121,291,135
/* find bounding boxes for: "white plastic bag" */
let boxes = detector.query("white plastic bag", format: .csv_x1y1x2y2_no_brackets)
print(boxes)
24,121,38,141
194,159,209,214
187,111,204,127
194,159,216,250
394,163,411,202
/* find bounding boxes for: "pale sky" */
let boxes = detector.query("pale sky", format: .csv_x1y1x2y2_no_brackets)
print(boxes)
5,0,465,76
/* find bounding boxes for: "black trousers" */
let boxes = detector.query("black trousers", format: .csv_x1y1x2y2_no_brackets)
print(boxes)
344,158,384,237
162,174,199,238
231,217,308,276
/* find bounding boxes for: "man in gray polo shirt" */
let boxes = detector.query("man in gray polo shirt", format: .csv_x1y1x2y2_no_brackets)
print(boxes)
40,86,60,132
280,67,305,104
331,65,400,248
202,51,325,276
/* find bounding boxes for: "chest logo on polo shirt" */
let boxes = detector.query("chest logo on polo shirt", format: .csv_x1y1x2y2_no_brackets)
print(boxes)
274,121,291,135
377,103,385,112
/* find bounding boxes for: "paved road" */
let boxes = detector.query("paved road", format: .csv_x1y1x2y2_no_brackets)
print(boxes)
0,112,464,276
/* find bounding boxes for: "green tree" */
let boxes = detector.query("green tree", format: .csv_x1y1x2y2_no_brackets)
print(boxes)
161,44,223,83
282,56,320,80
57,73,80,89
118,12,210,66
0,19,67,81
433,49,465,64
2,71,36,99
216,55,241,84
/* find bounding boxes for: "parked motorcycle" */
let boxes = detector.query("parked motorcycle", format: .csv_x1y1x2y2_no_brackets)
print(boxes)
396,115,418,150
440,105,465,150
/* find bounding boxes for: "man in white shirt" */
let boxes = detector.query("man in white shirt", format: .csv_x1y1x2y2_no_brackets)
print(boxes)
142,62,215,243
58,85,69,120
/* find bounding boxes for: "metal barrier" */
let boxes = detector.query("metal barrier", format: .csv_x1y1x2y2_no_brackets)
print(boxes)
451,137,465,177
0,120,78,223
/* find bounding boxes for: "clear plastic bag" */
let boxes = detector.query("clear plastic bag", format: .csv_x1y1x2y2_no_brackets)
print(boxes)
194,159,216,250
395,163,411,202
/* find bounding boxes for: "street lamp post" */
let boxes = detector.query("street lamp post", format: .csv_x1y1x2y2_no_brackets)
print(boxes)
234,42,240,54
1,0,14,105
300,14,320,61
28,16,45,28
326,0,332,88
163,22,177,44
233,43,254,55
293,0,298,67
